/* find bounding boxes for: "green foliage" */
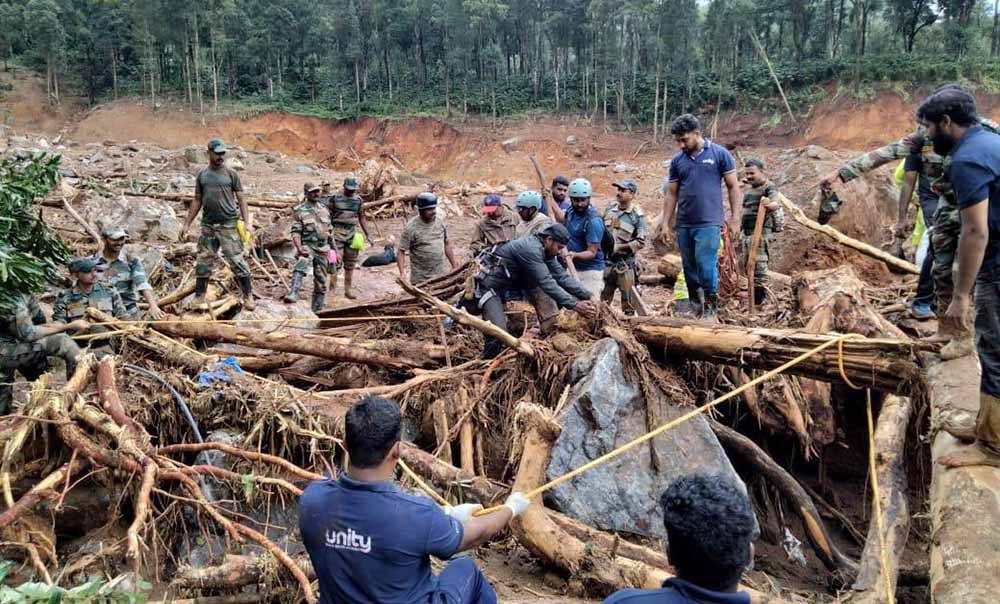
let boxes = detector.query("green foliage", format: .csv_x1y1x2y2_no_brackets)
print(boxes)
0,561,150,604
0,153,70,313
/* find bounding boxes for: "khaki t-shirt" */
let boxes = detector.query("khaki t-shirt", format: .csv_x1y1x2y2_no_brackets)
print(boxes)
196,166,243,226
514,212,554,239
400,215,449,284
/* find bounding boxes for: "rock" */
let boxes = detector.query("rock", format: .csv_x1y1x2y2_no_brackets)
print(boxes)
233,298,319,331
183,146,203,164
169,175,195,191
225,157,245,171
139,159,155,169
81,195,181,242
124,143,141,153
501,137,521,152
566,135,578,146
545,338,749,540
195,430,245,504
9,135,28,147
294,165,314,174
88,151,107,163
803,145,836,161
10,148,31,160
37,138,49,149
265,154,278,164
613,163,637,173
572,148,584,158
59,167,79,178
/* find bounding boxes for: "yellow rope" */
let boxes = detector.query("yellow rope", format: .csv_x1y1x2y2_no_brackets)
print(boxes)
865,390,896,604
468,333,866,517
837,337,863,390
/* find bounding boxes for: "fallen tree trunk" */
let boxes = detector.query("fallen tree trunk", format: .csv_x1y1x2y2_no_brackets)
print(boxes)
507,402,783,603
779,196,918,275
657,253,791,286
172,554,315,590
88,309,421,372
631,318,929,394
852,395,912,602
399,443,505,504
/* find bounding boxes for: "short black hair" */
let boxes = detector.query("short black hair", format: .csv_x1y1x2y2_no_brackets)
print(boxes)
344,396,402,468
932,81,968,95
552,175,570,188
917,88,979,127
671,114,701,137
744,158,765,171
660,474,758,591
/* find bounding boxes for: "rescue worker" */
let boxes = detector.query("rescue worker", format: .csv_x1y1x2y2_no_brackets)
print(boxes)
319,180,333,203
327,176,370,300
602,179,647,314
285,183,334,312
91,226,165,319
1,294,86,413
471,194,518,255
473,224,596,358
739,160,784,307
514,191,554,238
542,175,571,222
564,178,606,297
53,258,127,345
179,138,255,310
397,193,457,285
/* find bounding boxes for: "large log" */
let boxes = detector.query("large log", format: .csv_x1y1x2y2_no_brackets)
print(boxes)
631,318,930,394
926,354,1000,604
779,196,918,274
852,395,912,603
657,253,791,287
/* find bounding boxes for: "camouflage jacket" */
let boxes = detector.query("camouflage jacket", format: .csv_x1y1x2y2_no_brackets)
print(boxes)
838,117,1000,206
471,206,519,255
602,201,647,261
327,193,364,242
740,181,785,234
53,283,126,324
90,250,151,316
290,201,332,251
0,294,46,345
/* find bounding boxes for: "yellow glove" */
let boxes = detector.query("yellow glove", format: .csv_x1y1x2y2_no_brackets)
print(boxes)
236,220,251,244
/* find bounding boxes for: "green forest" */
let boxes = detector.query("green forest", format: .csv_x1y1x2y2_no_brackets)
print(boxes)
4,0,1000,124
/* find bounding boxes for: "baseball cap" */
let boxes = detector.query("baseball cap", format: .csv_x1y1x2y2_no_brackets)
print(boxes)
207,138,228,153
68,257,99,273
612,178,638,193
101,226,128,240
482,194,502,214
541,223,570,245
344,177,359,190
304,182,321,193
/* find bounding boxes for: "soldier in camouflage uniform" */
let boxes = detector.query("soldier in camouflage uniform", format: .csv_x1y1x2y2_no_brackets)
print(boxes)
0,294,85,413
740,160,784,306
91,226,165,319
326,177,370,300
285,183,334,312
179,138,255,310
818,108,1000,318
53,258,127,349
601,179,648,314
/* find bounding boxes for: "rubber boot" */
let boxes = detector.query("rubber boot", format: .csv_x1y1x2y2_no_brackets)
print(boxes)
238,276,256,311
311,291,326,313
753,286,767,307
284,273,303,303
344,270,357,300
191,277,210,310
329,267,339,295
702,292,719,322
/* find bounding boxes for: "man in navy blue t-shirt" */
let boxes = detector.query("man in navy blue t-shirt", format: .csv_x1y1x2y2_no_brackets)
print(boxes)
655,114,741,319
915,89,1000,468
564,177,607,297
299,396,531,604
603,474,759,604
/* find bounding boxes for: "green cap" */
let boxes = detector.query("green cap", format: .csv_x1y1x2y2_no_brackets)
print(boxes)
207,138,228,153
344,177,359,190
68,257,98,273
101,225,128,239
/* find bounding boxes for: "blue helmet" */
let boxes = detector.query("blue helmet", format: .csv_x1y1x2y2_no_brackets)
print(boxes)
568,178,592,198
515,190,543,210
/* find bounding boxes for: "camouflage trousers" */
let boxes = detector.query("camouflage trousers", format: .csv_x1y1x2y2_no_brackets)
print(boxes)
0,333,80,413
332,238,361,271
196,224,251,279
931,199,961,310
817,190,843,225
601,261,639,314
740,233,771,287
292,247,330,295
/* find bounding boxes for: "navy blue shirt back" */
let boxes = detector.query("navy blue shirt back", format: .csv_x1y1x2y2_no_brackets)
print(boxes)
947,126,1000,274
540,197,571,216
565,204,606,271
299,474,463,604
604,578,750,604
668,140,736,229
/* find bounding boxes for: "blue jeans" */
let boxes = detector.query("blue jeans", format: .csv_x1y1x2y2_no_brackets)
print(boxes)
676,226,721,298
977,265,1000,399
433,557,497,604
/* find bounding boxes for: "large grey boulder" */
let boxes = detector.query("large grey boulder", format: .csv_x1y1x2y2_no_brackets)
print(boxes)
545,338,748,540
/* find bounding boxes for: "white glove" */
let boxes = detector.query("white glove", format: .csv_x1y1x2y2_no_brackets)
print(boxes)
444,503,483,524
503,492,531,518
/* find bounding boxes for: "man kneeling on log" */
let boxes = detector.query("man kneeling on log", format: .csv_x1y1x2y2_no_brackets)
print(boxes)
604,474,759,604
469,223,597,358
300,396,530,604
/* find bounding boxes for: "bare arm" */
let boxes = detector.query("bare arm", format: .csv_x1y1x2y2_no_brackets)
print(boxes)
898,170,917,230
569,242,599,263
396,249,408,279
658,181,679,236
358,211,371,240
953,201,990,303
181,196,203,237
724,171,741,231
444,241,457,268
546,194,566,224
237,190,250,225
456,508,513,552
